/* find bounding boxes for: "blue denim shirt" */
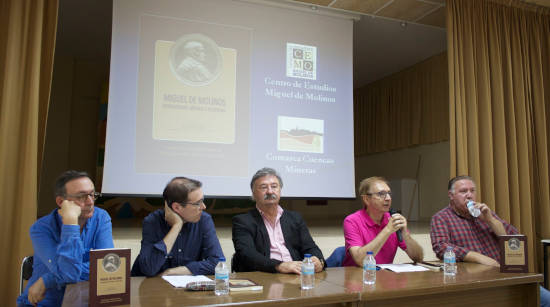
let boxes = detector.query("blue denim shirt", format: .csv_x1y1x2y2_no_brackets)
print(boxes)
131,210,223,276
17,207,114,306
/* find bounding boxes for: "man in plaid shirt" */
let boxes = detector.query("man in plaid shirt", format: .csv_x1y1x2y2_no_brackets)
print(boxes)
430,175,518,266
431,175,550,307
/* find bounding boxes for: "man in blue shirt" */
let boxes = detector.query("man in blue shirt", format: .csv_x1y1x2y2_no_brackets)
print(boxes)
131,177,223,276
17,170,114,307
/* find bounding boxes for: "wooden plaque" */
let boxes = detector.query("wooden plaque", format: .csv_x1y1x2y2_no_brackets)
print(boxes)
499,235,528,273
89,248,131,306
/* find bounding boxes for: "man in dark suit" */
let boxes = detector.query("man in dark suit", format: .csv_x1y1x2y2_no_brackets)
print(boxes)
232,167,325,273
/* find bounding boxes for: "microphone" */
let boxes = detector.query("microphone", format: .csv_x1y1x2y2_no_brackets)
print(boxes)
390,208,403,242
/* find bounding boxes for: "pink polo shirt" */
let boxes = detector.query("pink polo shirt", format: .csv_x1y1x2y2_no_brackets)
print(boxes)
342,209,407,266
257,205,293,262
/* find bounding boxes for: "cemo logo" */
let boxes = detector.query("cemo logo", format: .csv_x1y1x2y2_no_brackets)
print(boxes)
286,43,317,80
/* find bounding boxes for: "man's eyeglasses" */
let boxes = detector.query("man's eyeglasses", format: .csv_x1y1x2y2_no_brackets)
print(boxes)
185,198,205,207
65,192,100,202
366,191,392,199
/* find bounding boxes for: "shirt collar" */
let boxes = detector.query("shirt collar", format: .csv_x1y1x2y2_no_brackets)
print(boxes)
361,208,390,228
256,204,284,222
449,203,472,220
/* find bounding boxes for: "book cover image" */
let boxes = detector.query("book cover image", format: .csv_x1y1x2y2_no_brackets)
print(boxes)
90,248,131,306
499,235,528,273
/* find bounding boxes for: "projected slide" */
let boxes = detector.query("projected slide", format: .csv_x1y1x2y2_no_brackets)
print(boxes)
104,0,355,197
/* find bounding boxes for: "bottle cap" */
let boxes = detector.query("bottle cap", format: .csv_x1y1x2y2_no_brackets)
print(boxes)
304,253,311,258
219,257,226,261
367,251,373,255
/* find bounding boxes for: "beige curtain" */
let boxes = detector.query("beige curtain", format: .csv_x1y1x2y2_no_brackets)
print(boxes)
354,52,449,156
0,0,58,302
447,0,550,271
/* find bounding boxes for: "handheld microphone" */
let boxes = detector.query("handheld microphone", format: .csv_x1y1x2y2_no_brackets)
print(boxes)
389,208,403,242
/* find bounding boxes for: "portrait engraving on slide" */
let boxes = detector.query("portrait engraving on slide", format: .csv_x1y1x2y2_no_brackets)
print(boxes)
136,14,250,177
286,43,317,80
153,36,236,144
169,34,222,86
277,116,324,153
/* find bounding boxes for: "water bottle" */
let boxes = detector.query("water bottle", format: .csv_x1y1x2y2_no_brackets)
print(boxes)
467,200,480,217
215,257,229,295
443,246,456,276
301,254,315,290
363,251,376,285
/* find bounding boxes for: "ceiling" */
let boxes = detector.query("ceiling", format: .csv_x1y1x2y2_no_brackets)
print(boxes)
293,0,550,29
293,0,446,28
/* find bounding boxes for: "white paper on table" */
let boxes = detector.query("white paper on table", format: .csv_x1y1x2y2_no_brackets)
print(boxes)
162,275,213,288
377,264,430,273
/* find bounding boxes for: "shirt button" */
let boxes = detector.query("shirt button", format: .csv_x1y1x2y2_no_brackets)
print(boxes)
178,249,182,252
48,259,52,263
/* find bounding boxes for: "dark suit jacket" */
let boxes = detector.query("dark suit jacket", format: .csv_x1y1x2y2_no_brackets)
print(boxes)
232,208,325,272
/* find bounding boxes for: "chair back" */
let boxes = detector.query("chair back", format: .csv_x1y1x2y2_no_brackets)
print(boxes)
231,253,238,273
20,255,33,295
326,246,346,267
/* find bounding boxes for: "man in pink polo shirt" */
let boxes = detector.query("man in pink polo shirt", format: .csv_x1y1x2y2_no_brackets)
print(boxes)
232,167,325,273
343,176,423,266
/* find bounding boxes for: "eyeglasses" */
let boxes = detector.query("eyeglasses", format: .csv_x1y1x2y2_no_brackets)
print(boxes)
65,192,100,202
366,191,392,199
185,198,205,207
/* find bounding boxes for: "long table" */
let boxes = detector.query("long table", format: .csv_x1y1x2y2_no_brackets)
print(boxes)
62,271,357,306
63,263,542,306
320,263,542,307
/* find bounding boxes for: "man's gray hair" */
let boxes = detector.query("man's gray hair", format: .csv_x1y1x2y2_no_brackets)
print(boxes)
250,167,283,190
448,175,475,193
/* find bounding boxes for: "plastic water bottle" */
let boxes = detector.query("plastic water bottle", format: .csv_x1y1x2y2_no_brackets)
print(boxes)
443,246,456,276
301,254,315,290
467,200,480,217
215,257,229,295
363,251,376,285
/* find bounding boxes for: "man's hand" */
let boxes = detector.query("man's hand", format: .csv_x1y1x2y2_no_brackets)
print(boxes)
310,256,324,272
475,202,507,235
464,251,501,267
28,277,46,306
160,266,192,276
164,203,183,228
276,261,302,274
58,200,81,225
385,213,407,234
476,202,493,221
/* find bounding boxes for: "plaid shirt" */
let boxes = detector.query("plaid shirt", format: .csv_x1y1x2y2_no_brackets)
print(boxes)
430,205,518,262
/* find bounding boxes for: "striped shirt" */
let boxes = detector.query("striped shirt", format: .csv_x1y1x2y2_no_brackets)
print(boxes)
430,205,518,262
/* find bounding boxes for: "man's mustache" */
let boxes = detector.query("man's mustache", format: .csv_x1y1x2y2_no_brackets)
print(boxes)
264,193,277,200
